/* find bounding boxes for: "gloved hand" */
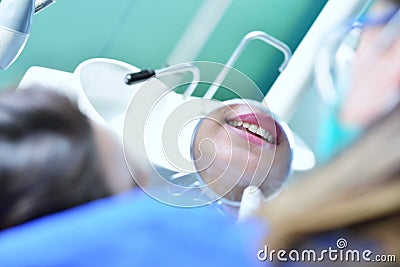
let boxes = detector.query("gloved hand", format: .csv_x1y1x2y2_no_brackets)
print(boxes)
237,186,264,222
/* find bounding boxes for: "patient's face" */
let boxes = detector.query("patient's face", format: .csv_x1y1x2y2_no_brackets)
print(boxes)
192,104,292,203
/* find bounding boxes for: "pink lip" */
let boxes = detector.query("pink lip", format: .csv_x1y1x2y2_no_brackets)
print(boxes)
226,112,282,148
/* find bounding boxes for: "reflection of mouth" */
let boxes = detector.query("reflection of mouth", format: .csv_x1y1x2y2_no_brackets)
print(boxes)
226,112,281,147
228,120,276,144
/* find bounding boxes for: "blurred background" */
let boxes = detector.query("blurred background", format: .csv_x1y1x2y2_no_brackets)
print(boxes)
0,0,326,94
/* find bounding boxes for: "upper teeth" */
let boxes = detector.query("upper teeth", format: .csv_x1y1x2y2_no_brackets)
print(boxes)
228,120,276,144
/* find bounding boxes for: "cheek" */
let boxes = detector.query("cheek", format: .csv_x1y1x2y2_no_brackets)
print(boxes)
94,126,135,194
259,139,291,196
210,126,283,176
213,128,269,169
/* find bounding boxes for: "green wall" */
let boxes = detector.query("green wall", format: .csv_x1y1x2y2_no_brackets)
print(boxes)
0,0,326,96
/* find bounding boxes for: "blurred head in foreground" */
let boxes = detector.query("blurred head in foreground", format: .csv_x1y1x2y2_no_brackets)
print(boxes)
0,89,136,230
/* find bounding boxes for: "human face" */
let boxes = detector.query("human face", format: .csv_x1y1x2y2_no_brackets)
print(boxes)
192,103,292,203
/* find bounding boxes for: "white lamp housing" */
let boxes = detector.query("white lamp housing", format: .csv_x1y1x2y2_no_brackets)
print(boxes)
0,0,34,70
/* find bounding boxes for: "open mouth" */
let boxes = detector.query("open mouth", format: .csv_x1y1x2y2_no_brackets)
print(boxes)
226,112,281,147
227,120,276,144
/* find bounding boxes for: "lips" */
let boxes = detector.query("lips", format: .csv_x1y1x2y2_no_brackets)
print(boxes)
226,112,282,147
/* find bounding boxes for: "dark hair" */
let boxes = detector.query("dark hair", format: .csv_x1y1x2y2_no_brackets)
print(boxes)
0,89,112,230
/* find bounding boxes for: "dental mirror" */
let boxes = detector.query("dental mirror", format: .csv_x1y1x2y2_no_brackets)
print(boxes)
191,99,293,207
122,61,314,208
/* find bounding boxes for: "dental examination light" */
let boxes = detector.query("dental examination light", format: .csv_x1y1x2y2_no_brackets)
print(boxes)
0,0,56,70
